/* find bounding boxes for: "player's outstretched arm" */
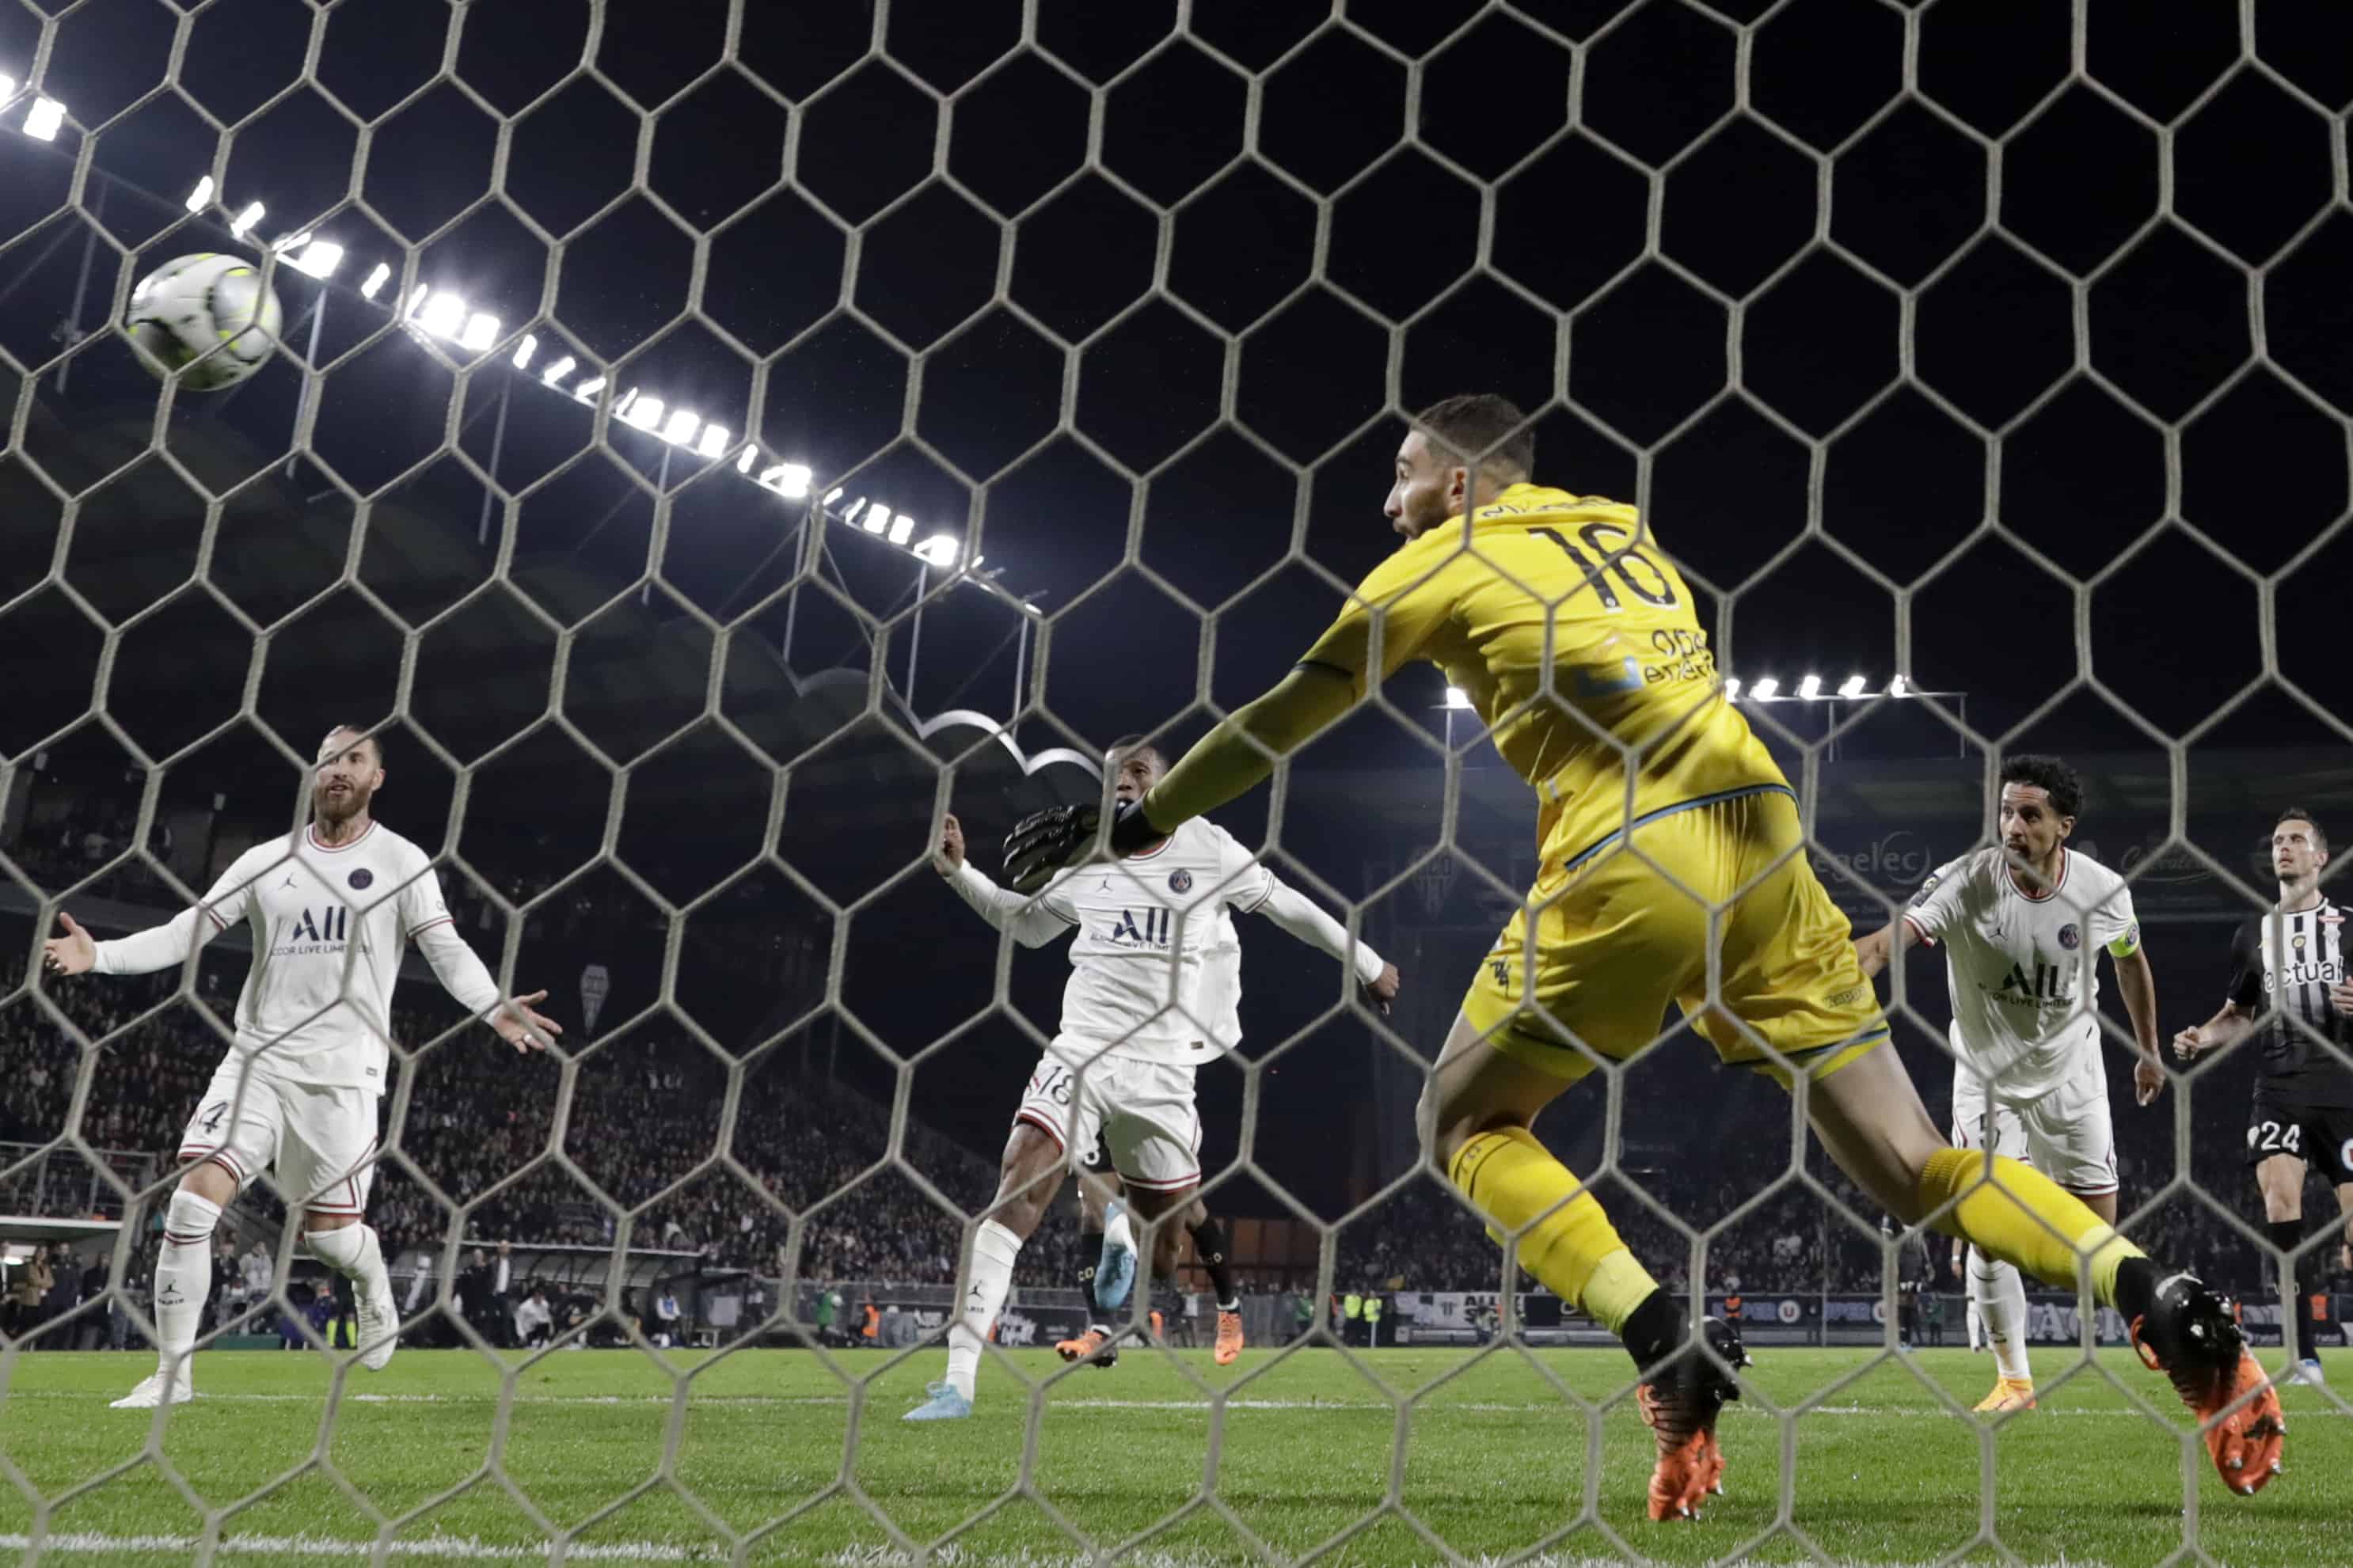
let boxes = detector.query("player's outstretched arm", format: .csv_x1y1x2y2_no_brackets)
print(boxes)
1852,915,1924,981
2109,945,2166,1105
410,917,560,1054
44,860,254,978
1245,871,1400,1016
937,811,1073,948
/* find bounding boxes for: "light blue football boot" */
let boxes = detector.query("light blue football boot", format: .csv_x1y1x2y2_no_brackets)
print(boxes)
903,1380,972,1421
1095,1198,1138,1313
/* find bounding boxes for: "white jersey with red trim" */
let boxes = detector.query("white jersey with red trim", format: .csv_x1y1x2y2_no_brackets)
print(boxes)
1903,846,2140,1102
1034,817,1273,1067
124,822,461,1091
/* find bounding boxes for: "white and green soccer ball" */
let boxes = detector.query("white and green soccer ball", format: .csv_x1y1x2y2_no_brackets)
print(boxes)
125,252,283,391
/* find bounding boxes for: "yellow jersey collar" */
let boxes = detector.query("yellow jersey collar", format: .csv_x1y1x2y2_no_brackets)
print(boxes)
1457,483,1587,531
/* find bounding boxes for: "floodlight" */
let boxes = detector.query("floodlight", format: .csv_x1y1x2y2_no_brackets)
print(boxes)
572,376,606,404
760,462,812,498
0,76,15,104
540,355,576,386
229,200,264,237
1443,686,1473,710
359,263,391,300
660,408,700,446
291,241,344,279
1798,674,1823,700
1723,678,1742,702
459,313,500,352
416,293,466,339
823,488,844,505
1838,674,1868,699
888,514,914,545
1890,674,1911,697
25,98,64,141
622,396,664,431
698,424,729,459
915,534,960,567
182,176,212,213
511,335,537,370
1750,678,1780,701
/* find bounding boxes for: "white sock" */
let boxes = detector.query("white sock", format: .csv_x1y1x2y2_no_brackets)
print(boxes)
945,1220,1022,1403
1104,1204,1135,1257
153,1190,222,1380
1969,1245,2032,1383
305,1223,386,1299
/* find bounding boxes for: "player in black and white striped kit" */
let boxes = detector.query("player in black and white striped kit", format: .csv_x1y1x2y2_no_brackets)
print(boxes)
2175,808,2353,1384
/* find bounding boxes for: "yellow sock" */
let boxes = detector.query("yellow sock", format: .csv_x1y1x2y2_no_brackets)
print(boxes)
1449,1127,1659,1334
1918,1148,2142,1304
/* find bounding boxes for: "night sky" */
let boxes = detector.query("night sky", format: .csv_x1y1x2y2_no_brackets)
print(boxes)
3,0,2351,1214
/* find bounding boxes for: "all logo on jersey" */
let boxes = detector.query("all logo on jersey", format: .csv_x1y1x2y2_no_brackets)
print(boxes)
2057,924,2081,950
1997,960,2069,1002
1167,869,1192,894
286,905,350,945
1910,875,1941,908
349,868,373,889
1108,908,1172,946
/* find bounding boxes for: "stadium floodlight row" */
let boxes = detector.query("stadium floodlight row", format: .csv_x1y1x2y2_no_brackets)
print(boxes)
2,67,996,592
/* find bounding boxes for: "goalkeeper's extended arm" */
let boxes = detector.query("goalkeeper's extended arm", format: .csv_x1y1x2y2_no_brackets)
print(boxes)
1119,665,1358,847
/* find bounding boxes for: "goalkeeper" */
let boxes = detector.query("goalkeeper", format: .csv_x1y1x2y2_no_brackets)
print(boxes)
1005,394,2284,1520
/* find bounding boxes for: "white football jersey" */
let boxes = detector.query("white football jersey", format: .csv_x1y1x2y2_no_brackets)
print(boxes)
97,821,469,1090
1033,818,1273,1066
1903,847,2140,1101
1194,907,1244,1053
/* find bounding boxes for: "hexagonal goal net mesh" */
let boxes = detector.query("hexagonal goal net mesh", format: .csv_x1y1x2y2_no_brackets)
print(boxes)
3,0,2351,1563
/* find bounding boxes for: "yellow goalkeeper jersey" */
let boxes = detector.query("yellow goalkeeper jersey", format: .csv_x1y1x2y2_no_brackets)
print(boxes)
1293,483,1788,866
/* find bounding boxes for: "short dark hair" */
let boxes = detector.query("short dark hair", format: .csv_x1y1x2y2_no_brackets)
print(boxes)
1106,734,1164,769
1412,393,1534,482
1998,754,2082,820
325,725,385,766
2276,807,2328,854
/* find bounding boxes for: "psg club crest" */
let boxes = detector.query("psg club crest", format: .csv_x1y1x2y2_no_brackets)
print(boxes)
1168,869,1193,894
348,868,373,889
2057,923,2080,950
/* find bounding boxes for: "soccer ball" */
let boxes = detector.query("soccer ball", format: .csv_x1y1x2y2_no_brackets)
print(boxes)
124,252,283,392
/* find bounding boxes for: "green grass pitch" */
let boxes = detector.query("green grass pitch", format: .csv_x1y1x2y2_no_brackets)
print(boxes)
0,1345,2342,1565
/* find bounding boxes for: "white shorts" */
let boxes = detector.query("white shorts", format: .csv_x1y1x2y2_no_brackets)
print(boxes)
179,1051,382,1217
1014,1049,1201,1192
1950,1053,2116,1197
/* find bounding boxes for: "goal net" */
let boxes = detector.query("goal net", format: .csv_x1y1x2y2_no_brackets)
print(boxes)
2,1,2347,1564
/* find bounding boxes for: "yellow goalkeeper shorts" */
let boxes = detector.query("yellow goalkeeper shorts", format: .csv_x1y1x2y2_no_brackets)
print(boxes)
1458,783,1888,1084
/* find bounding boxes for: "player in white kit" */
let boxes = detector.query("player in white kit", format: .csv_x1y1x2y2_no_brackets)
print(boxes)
1856,755,2166,1414
42,727,560,1407
906,738,1398,1420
